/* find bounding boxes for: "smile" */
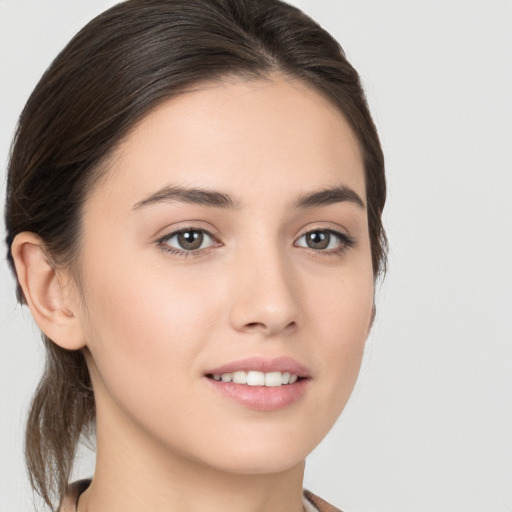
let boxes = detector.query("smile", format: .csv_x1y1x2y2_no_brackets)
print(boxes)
205,357,310,411
210,371,299,386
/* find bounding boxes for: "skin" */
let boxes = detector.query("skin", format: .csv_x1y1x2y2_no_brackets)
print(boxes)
13,75,374,512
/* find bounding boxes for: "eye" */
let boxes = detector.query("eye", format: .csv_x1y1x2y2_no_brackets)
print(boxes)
158,228,217,254
294,229,354,253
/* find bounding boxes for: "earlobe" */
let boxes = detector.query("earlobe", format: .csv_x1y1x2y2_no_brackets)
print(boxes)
11,232,86,350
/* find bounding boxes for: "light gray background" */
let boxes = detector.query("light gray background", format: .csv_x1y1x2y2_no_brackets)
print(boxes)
1,1,511,511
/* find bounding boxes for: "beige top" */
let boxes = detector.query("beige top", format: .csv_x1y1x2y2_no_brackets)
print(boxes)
60,480,343,512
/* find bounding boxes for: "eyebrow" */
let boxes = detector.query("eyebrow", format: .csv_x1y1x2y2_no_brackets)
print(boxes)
132,184,365,211
133,185,241,210
292,185,365,210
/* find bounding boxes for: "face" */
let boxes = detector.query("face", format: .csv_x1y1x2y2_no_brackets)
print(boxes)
73,75,374,475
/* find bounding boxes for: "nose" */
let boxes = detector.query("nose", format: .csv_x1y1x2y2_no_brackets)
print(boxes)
228,246,300,337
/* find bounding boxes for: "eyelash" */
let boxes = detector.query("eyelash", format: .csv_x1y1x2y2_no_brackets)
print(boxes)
156,227,355,258
156,227,220,258
295,228,355,256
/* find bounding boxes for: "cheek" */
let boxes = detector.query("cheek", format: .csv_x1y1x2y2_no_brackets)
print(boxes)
303,262,373,419
77,249,223,400
306,247,374,342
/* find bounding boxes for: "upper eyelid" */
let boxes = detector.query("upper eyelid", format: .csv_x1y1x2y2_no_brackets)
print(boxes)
296,225,352,240
295,228,354,245
156,225,352,242
157,225,347,236
156,225,218,242
298,226,346,236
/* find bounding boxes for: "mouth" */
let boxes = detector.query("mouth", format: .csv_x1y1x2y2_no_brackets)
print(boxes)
206,370,301,387
204,357,310,411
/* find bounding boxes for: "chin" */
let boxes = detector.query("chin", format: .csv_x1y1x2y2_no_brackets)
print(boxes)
205,450,307,476
186,424,325,476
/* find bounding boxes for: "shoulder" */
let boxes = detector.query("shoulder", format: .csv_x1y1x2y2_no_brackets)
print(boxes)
304,489,344,512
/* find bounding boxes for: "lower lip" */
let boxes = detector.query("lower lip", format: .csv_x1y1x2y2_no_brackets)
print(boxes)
205,377,309,411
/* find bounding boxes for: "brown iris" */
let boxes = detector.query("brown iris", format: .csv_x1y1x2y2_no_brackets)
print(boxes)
177,230,204,250
305,231,331,250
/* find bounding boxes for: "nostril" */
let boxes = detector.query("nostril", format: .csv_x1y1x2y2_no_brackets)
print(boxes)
242,320,297,334
246,322,264,329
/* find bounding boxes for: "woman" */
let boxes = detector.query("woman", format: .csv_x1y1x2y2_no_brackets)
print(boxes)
4,0,386,511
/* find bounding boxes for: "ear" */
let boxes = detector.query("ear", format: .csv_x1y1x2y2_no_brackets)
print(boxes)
11,232,86,350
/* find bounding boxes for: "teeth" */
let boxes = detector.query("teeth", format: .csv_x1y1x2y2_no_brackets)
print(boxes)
247,371,265,386
212,371,300,386
264,371,282,387
232,371,246,384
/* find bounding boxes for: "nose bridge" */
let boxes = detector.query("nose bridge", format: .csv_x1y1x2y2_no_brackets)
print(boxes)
229,235,300,336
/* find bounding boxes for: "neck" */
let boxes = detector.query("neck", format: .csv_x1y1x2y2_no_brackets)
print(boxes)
80,461,305,512
79,393,306,512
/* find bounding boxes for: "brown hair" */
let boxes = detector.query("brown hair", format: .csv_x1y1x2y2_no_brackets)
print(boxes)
4,0,386,509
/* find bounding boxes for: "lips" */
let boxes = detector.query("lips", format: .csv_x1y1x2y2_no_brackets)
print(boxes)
204,356,310,411
205,356,310,378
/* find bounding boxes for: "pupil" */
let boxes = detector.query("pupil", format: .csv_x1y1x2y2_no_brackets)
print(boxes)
178,230,203,250
307,231,329,249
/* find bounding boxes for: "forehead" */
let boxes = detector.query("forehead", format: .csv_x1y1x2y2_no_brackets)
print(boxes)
86,75,365,215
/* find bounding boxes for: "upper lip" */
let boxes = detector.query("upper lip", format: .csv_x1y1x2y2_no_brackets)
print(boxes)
205,356,311,378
